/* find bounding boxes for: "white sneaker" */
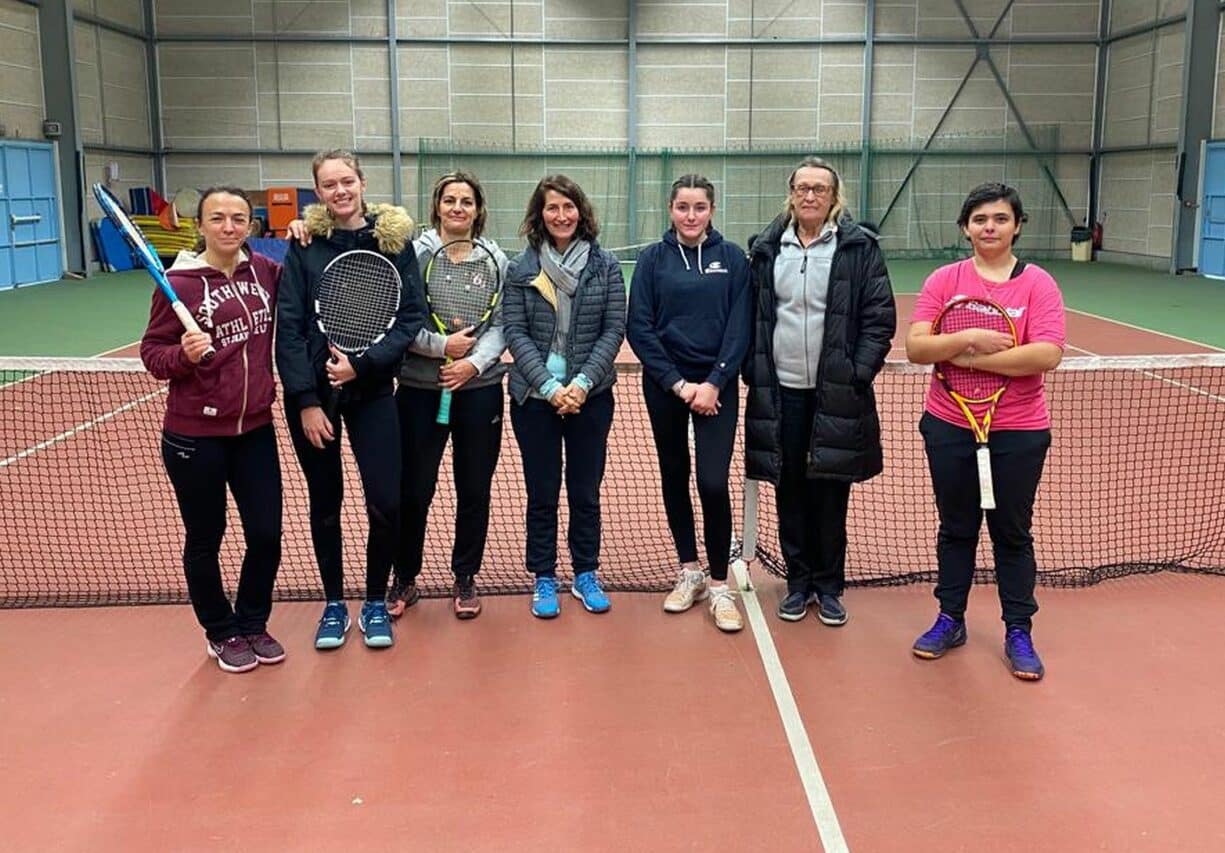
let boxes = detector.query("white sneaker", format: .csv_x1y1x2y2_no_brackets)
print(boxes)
663,568,709,612
709,585,744,633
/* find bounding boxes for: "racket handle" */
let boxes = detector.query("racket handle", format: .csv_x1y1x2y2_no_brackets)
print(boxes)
436,388,454,425
976,445,996,510
171,300,216,362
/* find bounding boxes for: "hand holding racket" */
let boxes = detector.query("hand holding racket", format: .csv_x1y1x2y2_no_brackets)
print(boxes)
932,296,1018,510
314,249,403,419
422,239,503,424
92,182,215,362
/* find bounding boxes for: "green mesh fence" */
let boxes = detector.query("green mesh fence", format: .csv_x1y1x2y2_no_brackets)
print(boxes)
417,128,1078,260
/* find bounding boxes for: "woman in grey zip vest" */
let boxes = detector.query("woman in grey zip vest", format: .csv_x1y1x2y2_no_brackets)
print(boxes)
386,171,511,621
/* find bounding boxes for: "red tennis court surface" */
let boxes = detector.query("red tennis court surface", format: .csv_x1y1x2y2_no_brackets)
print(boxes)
1,301,1223,851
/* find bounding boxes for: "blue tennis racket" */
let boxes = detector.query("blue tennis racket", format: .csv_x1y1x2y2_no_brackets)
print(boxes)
92,182,214,361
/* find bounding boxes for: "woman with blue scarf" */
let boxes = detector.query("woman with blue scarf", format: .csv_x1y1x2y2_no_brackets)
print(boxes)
503,175,627,619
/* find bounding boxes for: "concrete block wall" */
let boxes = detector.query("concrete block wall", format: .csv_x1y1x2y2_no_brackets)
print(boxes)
0,0,44,142
1098,1,1188,261
18,0,1199,260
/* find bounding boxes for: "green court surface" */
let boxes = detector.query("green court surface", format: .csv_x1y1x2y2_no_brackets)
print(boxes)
1,259,1222,357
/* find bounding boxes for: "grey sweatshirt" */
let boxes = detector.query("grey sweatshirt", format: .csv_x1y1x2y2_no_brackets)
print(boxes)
399,228,511,390
771,221,838,389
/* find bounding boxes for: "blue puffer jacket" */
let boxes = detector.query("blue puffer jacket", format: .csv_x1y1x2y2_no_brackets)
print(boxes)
502,243,627,406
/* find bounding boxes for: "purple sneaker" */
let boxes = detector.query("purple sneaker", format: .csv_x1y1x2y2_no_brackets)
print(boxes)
206,636,258,673
245,632,286,665
912,613,967,659
1005,627,1045,681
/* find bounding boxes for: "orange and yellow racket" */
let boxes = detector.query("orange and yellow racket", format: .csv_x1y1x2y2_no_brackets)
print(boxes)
932,296,1018,510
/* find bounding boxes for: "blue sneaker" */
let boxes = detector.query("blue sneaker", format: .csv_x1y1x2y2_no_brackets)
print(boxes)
912,613,967,659
532,576,560,618
359,600,394,648
571,571,611,613
1005,627,1044,681
814,593,848,626
314,600,351,650
777,591,808,622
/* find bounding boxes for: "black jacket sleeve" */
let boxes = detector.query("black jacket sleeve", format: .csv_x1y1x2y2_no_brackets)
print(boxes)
275,243,321,409
850,241,896,384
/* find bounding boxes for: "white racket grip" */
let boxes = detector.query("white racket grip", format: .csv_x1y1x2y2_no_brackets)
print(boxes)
976,445,996,510
172,300,216,361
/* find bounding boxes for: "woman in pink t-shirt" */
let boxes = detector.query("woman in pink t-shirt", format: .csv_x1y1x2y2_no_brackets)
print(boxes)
905,183,1066,681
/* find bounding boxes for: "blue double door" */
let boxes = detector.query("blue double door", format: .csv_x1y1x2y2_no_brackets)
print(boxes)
0,140,64,289
1200,141,1225,279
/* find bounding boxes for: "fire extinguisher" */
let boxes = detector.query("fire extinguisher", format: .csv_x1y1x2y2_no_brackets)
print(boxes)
1092,212,1105,250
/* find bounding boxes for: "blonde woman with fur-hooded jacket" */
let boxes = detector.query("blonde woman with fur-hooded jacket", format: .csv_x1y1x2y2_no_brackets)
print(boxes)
275,149,426,652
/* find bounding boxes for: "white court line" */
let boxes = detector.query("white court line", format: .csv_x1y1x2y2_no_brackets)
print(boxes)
1064,306,1224,353
93,340,141,358
0,386,167,469
731,557,850,853
1061,343,1225,404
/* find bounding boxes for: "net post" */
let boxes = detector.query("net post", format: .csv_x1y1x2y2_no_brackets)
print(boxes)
733,478,759,592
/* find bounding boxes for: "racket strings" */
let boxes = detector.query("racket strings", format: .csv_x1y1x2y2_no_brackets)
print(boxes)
426,251,499,330
317,253,401,353
935,302,1012,400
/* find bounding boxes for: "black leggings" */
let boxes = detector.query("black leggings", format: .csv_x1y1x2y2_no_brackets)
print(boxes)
286,393,400,601
920,412,1051,631
642,377,739,580
161,424,282,641
395,383,503,583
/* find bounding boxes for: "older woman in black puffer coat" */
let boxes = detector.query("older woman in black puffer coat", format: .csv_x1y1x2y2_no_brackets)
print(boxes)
743,156,896,626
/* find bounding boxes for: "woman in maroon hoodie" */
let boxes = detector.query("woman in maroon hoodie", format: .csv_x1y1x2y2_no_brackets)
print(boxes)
140,187,284,674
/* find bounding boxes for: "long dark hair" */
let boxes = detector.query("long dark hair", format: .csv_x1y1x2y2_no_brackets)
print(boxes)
429,170,488,239
519,174,599,250
192,186,253,253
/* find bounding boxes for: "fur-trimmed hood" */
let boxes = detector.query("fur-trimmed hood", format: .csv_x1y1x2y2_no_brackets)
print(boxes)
302,202,415,256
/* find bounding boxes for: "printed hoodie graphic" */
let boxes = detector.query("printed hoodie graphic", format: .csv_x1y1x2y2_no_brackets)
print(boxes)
140,249,281,437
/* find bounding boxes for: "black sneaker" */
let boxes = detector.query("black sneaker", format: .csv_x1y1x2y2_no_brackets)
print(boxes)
385,574,420,619
777,591,808,622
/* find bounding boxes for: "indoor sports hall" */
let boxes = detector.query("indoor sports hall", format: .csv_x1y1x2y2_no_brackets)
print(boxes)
2,2,1224,851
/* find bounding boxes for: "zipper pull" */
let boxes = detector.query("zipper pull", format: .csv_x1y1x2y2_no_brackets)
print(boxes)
801,253,808,275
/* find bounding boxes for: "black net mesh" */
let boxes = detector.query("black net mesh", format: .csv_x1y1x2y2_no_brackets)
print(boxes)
1,356,1223,607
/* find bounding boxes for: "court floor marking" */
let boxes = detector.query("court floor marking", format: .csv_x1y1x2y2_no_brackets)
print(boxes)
732,557,850,853
0,386,167,469
1064,306,1224,352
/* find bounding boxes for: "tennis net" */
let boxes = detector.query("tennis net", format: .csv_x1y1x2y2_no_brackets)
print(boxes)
1,355,1223,607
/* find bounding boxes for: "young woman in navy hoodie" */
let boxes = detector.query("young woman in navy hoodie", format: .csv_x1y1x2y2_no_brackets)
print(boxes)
140,187,284,674
627,174,751,632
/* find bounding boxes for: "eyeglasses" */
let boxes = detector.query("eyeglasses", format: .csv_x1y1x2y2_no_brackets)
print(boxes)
791,183,832,198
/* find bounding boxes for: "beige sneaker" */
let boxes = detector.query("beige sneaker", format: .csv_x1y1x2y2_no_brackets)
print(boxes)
663,568,709,612
709,585,744,633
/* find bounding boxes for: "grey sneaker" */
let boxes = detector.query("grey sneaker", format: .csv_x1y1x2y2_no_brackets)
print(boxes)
206,636,258,673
